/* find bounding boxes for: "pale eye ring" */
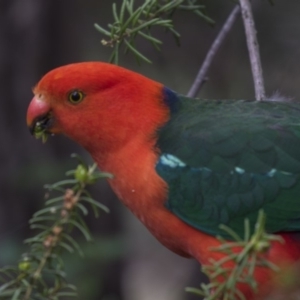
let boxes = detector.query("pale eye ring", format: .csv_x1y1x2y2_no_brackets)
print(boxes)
68,90,84,104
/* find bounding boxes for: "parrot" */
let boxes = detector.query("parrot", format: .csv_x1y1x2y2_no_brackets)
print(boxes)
26,62,300,299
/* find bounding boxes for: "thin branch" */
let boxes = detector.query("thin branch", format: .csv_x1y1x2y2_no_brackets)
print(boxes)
187,5,240,98
239,0,266,100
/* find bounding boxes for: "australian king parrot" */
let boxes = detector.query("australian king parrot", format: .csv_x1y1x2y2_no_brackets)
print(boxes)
26,62,300,298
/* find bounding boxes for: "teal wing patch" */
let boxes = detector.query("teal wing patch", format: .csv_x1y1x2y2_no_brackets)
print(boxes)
156,155,300,237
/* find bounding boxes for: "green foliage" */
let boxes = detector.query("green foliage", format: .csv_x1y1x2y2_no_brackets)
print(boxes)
32,120,49,143
0,155,112,300
94,0,214,64
186,210,283,300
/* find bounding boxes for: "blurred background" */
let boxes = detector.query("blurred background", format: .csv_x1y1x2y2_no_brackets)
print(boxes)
1,0,300,299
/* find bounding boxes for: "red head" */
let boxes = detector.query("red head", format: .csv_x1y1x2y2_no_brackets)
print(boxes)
27,62,169,163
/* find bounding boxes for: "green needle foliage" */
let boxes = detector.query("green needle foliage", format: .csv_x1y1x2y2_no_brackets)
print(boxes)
0,155,112,300
186,210,283,300
94,0,214,64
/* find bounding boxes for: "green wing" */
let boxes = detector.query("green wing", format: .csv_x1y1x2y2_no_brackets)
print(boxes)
156,88,300,237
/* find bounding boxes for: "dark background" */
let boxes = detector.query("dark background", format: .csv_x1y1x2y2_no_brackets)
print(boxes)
1,1,300,299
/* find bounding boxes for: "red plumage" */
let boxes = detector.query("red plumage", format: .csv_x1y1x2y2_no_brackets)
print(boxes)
27,62,300,299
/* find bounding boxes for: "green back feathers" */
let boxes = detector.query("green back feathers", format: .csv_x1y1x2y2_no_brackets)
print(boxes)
156,88,300,237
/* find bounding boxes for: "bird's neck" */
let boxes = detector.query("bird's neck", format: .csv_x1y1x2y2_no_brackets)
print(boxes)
90,137,168,214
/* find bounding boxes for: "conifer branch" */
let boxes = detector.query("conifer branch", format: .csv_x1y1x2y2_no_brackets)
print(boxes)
95,0,214,64
186,210,283,299
0,155,112,300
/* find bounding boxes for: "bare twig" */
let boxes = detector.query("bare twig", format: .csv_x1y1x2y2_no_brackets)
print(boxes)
239,0,266,100
187,5,240,98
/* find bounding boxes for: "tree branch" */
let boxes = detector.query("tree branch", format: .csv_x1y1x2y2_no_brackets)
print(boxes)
239,0,266,100
187,5,241,98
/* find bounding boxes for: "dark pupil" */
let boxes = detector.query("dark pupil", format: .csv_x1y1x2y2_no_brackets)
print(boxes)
71,92,81,101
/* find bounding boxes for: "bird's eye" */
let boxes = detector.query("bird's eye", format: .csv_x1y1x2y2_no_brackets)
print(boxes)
68,90,84,104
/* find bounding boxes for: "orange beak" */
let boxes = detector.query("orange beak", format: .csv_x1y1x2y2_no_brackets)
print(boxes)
27,96,52,141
